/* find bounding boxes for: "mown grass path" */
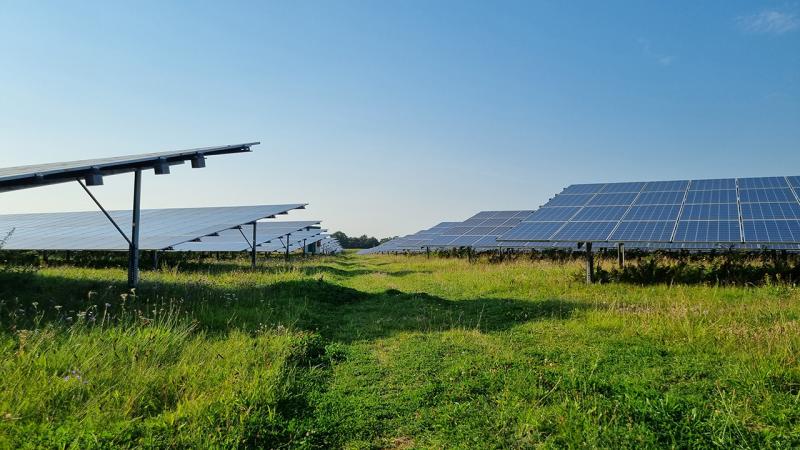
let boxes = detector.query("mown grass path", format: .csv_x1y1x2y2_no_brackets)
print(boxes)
1,253,798,448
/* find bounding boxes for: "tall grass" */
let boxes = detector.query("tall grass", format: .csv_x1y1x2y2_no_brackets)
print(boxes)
1,253,798,448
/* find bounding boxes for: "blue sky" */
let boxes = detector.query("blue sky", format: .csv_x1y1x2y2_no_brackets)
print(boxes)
1,1,798,237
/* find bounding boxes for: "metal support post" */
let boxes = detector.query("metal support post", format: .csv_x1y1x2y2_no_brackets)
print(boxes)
251,221,257,269
585,242,594,284
127,169,142,288
152,251,159,270
426,246,431,258
302,238,307,257
285,234,291,261
617,243,625,269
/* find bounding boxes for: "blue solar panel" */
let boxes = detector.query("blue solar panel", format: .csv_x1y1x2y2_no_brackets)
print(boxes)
547,194,594,207
501,222,563,240
445,226,474,235
691,179,736,190
499,175,800,246
478,218,511,226
739,188,797,203
587,193,638,206
743,220,800,243
428,235,457,246
610,221,674,241
492,226,513,235
553,221,616,241
601,182,645,193
680,204,739,220
738,177,789,189
561,184,605,195
449,235,482,246
502,218,525,226
468,226,500,235
572,206,629,221
642,180,689,192
674,221,741,243
624,205,681,221
470,211,495,219
634,191,685,205
741,203,800,220
685,190,737,204
525,206,580,222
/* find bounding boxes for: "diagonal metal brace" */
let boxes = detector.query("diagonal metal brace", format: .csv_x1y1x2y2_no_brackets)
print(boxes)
76,179,132,247
237,226,253,247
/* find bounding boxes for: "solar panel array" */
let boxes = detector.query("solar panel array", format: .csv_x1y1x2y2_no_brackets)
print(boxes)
500,176,800,245
171,221,321,252
0,205,306,251
427,211,534,248
358,222,461,254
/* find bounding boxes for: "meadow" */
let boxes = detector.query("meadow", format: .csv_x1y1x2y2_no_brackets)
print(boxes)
0,252,798,448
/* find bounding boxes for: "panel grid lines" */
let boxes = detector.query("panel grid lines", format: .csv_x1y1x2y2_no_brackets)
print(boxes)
499,176,800,245
735,178,745,244
607,181,649,242
670,179,692,242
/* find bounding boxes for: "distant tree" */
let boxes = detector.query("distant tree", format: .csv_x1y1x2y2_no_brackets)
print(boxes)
332,231,382,249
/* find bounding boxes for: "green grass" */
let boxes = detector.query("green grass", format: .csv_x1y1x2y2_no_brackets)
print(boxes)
1,253,799,448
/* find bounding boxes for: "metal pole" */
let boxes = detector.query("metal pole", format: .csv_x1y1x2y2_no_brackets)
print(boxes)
285,233,291,261
617,243,625,269
302,238,307,257
251,221,257,269
585,242,594,284
426,246,430,258
127,169,142,287
152,251,158,270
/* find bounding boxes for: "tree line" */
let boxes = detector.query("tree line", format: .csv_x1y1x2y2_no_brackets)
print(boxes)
331,231,392,249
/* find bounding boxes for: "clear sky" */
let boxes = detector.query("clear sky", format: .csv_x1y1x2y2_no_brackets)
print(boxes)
1,1,798,238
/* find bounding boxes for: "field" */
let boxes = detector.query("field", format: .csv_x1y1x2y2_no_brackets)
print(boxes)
1,252,799,448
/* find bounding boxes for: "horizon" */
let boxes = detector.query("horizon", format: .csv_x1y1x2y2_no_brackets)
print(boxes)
1,1,798,238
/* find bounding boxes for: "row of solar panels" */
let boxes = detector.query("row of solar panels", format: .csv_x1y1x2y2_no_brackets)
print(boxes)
0,204,342,255
361,175,800,254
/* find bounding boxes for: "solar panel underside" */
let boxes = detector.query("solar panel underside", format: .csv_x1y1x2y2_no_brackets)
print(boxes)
499,176,800,246
0,204,306,251
171,221,320,252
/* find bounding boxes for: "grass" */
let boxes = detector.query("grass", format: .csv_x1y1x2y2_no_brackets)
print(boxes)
1,252,799,448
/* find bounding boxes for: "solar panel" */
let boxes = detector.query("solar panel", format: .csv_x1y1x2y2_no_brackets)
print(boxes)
552,221,617,241
741,203,800,220
739,188,796,203
572,206,628,221
610,221,675,241
422,211,536,250
586,193,638,206
172,220,320,252
680,204,739,220
690,178,736,190
634,191,685,205
0,204,306,251
547,195,593,207
500,175,800,245
684,190,737,204
624,205,681,221
0,143,257,192
742,220,800,243
674,221,741,243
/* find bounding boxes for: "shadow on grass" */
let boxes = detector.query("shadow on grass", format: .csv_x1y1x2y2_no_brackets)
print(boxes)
0,269,585,342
